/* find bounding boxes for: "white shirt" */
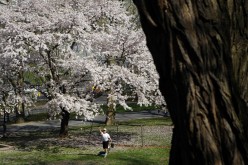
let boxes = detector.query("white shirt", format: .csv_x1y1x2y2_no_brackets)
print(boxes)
102,133,110,142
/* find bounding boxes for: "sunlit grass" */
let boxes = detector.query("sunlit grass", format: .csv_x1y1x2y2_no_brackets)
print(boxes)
0,147,170,165
1,107,172,165
118,117,173,126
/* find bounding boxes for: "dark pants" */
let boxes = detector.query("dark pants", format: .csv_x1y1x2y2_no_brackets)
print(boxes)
103,141,109,149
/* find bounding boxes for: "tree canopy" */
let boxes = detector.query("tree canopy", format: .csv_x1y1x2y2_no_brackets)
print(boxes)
0,0,165,122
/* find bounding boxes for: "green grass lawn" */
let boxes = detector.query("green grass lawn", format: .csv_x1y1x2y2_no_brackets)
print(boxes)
0,147,170,165
1,110,172,165
118,117,172,126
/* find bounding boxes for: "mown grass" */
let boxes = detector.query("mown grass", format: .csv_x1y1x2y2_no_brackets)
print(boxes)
118,117,172,126
0,147,170,165
1,116,172,165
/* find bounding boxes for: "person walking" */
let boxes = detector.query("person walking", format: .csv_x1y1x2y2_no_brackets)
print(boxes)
99,127,112,157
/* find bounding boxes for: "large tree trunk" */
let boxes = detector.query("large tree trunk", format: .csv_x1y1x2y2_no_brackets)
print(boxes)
133,0,248,165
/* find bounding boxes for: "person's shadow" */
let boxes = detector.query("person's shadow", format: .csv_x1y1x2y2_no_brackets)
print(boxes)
97,151,106,157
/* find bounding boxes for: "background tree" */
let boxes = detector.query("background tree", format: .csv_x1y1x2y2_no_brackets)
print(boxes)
0,7,35,122
133,0,248,164
86,0,165,125
0,0,100,130
0,0,165,131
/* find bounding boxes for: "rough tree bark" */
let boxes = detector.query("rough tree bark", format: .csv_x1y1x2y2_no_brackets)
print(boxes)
133,0,248,165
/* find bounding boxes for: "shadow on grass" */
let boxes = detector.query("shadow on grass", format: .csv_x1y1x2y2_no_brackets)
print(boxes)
78,153,98,156
1,128,60,150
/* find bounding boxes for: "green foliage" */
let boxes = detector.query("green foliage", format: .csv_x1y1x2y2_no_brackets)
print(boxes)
23,71,44,86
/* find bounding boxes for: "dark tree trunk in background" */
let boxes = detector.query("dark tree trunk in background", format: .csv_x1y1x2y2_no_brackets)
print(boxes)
133,0,248,165
59,107,70,137
2,110,7,137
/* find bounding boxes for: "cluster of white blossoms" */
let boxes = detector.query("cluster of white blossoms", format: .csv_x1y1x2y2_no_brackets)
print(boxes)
0,0,165,120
